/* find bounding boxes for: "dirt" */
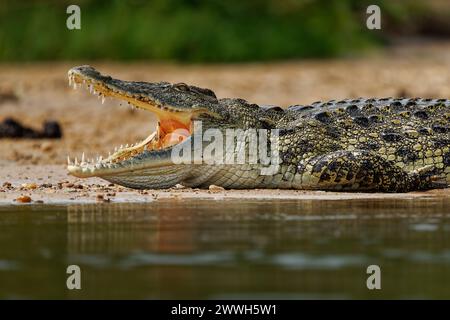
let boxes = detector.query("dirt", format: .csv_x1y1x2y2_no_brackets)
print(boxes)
0,42,449,203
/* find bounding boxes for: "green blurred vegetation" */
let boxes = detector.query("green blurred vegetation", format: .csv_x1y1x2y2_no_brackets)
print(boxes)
0,0,448,62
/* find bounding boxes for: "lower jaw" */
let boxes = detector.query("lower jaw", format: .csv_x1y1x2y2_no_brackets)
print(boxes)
67,118,193,178
100,164,193,189
67,144,180,178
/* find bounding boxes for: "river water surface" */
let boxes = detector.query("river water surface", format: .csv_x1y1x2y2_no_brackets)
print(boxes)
0,198,449,299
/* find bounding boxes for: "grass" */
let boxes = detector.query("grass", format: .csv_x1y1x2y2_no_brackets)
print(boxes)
0,0,441,62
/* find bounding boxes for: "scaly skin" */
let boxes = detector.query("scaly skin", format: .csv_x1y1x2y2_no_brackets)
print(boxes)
66,65,449,192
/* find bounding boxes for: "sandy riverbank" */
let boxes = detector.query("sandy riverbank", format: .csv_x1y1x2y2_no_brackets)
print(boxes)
0,165,448,204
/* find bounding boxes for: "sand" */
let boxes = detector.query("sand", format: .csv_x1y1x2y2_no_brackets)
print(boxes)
0,164,448,204
0,42,449,204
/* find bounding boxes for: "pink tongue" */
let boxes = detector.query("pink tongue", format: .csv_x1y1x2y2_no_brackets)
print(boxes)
161,128,190,147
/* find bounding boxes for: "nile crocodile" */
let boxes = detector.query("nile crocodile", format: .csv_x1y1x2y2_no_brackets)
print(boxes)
67,65,449,192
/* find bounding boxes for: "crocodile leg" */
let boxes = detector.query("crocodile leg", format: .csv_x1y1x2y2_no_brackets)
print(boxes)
294,150,443,192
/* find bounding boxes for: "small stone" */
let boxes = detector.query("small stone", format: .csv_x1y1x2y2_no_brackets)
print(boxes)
40,142,53,152
16,195,32,203
96,194,110,202
209,185,225,192
174,184,186,189
21,183,38,190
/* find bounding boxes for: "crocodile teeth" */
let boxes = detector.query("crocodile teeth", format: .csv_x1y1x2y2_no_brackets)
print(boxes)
102,96,105,104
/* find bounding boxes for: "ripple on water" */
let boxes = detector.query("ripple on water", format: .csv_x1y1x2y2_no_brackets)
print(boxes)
409,223,439,232
69,251,369,271
270,253,368,270
0,260,19,271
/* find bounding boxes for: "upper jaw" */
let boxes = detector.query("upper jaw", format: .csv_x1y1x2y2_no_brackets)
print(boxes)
67,65,220,115
68,66,194,119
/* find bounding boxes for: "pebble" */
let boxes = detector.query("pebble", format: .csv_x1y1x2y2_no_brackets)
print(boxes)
21,183,38,190
209,185,225,192
40,142,53,152
16,195,32,203
96,194,110,202
3,182,12,188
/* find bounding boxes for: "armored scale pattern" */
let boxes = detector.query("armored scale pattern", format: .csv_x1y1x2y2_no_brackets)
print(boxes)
66,65,449,192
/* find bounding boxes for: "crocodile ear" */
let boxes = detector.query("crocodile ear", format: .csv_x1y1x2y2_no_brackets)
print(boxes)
189,86,217,98
259,105,284,112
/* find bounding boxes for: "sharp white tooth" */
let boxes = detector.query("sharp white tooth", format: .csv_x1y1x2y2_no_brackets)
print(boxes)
99,156,103,162
120,145,123,149
81,152,85,163
102,96,105,104
114,146,118,152
125,144,129,148
75,157,78,165
108,152,111,157
67,156,71,165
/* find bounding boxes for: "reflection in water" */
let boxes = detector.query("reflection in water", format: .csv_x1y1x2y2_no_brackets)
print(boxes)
0,197,449,299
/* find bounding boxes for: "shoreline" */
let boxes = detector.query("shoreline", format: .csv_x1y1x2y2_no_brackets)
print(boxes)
0,165,448,205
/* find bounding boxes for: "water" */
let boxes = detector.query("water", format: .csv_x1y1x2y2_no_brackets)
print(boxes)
0,198,449,299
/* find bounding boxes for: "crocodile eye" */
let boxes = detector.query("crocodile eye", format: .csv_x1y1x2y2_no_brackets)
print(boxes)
174,83,190,92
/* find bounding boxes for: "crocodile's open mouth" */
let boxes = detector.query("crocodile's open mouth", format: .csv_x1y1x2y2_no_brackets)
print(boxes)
66,68,196,177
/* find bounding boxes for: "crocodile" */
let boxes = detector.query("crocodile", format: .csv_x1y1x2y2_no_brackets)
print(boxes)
66,65,450,192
